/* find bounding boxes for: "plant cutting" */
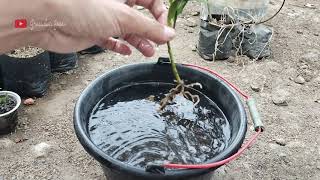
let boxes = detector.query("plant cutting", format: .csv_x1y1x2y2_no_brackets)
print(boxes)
0,91,21,135
159,0,203,110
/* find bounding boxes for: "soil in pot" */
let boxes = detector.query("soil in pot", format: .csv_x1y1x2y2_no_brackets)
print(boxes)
0,95,15,114
89,82,231,169
7,46,44,58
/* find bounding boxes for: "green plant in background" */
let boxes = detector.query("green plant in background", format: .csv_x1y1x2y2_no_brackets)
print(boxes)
159,0,203,110
0,94,9,105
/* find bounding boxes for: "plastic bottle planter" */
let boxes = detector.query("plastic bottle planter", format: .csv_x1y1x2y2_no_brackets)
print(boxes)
0,51,51,98
202,0,270,21
49,52,78,73
0,91,21,135
197,21,272,60
197,20,234,61
74,62,247,180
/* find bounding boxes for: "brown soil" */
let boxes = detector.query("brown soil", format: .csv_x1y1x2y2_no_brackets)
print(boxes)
7,46,44,58
0,0,319,180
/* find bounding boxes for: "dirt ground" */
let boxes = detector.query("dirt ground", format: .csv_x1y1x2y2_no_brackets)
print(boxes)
0,0,319,179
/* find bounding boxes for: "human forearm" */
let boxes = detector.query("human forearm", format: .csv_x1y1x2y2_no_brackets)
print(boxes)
0,0,61,53
0,0,175,56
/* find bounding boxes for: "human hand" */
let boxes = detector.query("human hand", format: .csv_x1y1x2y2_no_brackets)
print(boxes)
109,0,169,56
115,0,167,24
38,0,174,57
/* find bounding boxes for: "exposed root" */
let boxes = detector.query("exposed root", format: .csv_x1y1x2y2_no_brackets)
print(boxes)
159,82,202,111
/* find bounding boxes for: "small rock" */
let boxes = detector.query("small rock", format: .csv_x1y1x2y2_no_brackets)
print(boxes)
304,3,316,9
250,82,262,92
185,18,197,27
288,12,300,18
23,98,35,105
191,11,200,16
32,142,53,158
294,76,305,84
64,69,76,75
188,29,194,33
299,64,309,69
0,138,14,149
297,31,303,34
272,89,290,106
136,6,144,10
269,1,276,5
275,138,287,146
15,138,28,143
190,45,197,52
285,68,298,80
146,95,155,102
279,152,287,158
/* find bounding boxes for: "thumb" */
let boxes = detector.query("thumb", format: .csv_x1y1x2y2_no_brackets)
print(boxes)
113,3,176,44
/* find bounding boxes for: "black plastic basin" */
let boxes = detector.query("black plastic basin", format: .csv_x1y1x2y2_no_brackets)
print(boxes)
74,61,247,180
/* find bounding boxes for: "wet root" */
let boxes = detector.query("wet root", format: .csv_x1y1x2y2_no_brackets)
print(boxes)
159,82,203,111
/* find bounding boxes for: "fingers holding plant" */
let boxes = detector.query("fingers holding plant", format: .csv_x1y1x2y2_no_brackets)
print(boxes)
96,2,175,57
116,0,168,24
39,0,174,55
109,0,169,57
135,0,168,24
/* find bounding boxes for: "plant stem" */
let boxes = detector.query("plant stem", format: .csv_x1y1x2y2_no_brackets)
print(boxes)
167,41,182,83
167,10,182,84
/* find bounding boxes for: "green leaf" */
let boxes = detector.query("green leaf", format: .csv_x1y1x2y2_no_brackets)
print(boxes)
167,0,189,28
0,94,8,105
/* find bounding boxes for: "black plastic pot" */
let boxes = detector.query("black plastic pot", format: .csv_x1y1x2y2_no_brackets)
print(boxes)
197,20,234,61
49,52,78,73
0,91,21,135
74,59,247,180
241,24,272,59
0,51,51,97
